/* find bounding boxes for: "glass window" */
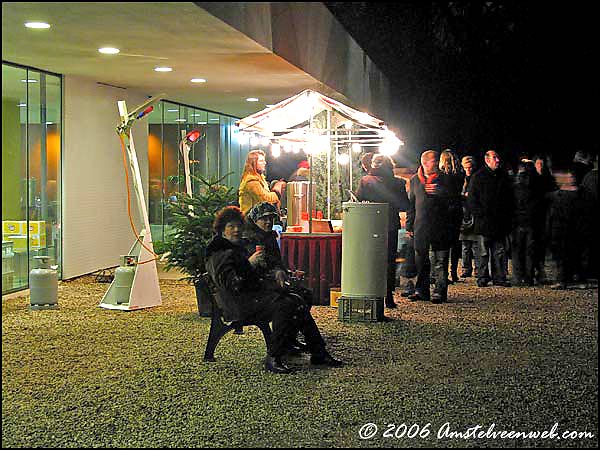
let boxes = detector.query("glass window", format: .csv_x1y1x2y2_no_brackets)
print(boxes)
146,101,241,246
2,63,62,294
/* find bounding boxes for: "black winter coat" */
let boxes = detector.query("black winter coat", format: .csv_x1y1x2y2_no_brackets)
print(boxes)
406,170,452,250
356,167,409,232
205,236,281,322
242,221,286,276
512,167,542,228
468,166,514,239
546,189,587,251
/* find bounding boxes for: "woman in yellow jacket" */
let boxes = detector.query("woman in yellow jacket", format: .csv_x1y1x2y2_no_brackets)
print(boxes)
239,150,285,214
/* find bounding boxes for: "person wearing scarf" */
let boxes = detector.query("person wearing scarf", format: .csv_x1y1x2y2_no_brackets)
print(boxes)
406,150,452,303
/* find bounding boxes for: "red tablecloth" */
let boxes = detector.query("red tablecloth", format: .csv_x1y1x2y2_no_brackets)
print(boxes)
280,233,342,305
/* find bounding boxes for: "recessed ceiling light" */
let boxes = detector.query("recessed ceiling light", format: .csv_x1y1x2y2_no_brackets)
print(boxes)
98,47,120,54
191,78,206,83
18,103,27,107
154,67,172,72
266,104,275,108
209,118,219,121
25,22,50,29
246,97,259,102
175,119,186,122
45,122,54,125
21,79,38,83
167,109,179,112
191,113,201,117
197,122,207,125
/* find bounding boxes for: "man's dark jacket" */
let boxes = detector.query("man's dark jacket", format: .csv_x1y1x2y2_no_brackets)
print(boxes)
406,170,452,250
356,166,409,232
468,165,514,239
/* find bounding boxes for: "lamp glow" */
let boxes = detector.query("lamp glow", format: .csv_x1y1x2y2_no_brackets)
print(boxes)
271,144,281,158
250,136,260,147
246,97,259,102
191,78,206,83
25,22,50,29
260,137,271,147
99,47,120,54
154,67,173,72
337,153,350,165
352,143,362,153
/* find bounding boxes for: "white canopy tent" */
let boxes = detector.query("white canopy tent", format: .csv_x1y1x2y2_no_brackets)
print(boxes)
235,89,404,223
235,89,403,154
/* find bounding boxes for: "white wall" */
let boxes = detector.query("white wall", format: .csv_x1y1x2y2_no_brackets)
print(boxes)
62,76,150,279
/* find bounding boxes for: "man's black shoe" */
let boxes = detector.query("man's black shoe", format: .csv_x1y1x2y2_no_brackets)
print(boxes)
460,271,472,278
477,279,490,287
493,280,511,287
400,280,415,297
310,352,343,367
287,339,310,356
431,292,446,304
264,356,291,374
407,292,429,302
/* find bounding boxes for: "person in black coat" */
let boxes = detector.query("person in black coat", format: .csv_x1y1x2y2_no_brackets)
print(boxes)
468,150,514,287
242,201,314,353
545,172,587,289
510,160,541,285
439,149,465,283
206,206,341,374
356,154,409,309
580,168,598,282
532,154,558,284
406,150,452,303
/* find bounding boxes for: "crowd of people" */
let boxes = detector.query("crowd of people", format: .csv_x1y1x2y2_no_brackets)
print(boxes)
398,149,597,304
235,147,597,306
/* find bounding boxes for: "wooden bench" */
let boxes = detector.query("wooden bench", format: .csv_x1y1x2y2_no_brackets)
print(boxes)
200,273,272,362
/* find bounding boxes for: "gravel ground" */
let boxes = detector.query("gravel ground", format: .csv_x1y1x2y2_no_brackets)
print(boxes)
2,275,598,448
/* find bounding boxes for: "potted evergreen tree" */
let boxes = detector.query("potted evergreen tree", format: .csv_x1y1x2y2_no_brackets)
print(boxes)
162,173,237,316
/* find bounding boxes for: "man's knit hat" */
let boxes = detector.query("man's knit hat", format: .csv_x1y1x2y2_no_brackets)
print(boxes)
247,201,279,223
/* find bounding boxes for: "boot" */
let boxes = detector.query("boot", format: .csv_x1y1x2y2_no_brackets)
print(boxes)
264,356,291,374
310,351,343,367
400,280,415,297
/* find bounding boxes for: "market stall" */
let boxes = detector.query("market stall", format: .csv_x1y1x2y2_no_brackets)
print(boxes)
235,89,403,304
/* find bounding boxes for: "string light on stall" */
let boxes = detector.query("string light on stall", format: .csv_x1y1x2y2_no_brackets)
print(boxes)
337,152,350,165
250,135,260,148
271,143,281,158
352,143,362,153
260,137,271,147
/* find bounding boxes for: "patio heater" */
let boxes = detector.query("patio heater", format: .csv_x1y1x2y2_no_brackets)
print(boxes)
100,94,164,311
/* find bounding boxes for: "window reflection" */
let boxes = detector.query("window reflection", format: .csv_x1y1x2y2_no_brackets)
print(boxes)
147,101,249,246
2,63,62,294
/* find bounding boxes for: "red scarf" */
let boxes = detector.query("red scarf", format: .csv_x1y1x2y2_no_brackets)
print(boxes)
417,166,438,185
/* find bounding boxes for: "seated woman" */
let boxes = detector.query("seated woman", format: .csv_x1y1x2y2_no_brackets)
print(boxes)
206,206,342,374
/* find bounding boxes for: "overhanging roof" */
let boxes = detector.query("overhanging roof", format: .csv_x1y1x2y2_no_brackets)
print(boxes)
1,2,347,117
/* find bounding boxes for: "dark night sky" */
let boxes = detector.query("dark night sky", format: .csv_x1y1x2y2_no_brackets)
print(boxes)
324,2,597,169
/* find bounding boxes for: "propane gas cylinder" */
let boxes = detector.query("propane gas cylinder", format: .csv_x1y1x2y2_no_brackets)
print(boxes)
114,255,137,304
29,256,58,309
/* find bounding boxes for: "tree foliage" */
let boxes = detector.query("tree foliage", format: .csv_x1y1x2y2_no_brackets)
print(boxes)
162,173,237,283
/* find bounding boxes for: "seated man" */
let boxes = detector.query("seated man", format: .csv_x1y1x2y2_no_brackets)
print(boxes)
206,206,342,374
243,201,313,353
